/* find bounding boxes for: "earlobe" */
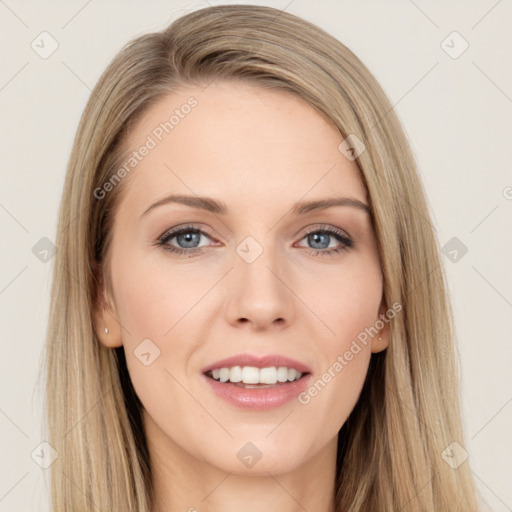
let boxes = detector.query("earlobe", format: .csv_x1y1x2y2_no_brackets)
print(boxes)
92,263,123,349
371,302,390,354
95,311,123,348
371,329,389,353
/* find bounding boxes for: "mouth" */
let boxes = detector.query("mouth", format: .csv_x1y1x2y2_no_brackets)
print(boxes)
200,354,313,409
202,365,312,410
204,366,310,388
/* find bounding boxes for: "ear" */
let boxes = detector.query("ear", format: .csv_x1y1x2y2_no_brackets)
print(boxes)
92,261,123,348
370,301,390,354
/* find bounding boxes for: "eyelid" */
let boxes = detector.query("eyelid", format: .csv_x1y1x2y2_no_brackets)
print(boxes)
157,223,351,243
158,223,216,242
155,222,354,256
300,223,351,238
296,224,354,250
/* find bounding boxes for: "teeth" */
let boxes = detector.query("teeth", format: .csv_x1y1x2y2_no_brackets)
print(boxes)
219,368,230,383
276,367,289,382
208,366,304,384
242,366,260,384
229,366,242,382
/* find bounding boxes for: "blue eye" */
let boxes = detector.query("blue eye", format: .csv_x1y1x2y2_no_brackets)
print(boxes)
155,224,353,257
156,225,212,257
297,226,354,256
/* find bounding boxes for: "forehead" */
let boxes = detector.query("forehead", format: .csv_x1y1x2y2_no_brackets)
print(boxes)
117,80,367,217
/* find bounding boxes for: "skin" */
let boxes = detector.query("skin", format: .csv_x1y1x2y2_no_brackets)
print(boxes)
94,79,389,512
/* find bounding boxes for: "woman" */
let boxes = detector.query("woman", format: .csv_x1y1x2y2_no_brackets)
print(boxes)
44,4,482,511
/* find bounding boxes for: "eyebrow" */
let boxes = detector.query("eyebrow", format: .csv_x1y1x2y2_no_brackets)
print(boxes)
141,194,371,218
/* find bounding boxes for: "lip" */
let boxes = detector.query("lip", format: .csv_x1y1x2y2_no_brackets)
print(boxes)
200,353,313,411
201,353,312,374
201,372,313,410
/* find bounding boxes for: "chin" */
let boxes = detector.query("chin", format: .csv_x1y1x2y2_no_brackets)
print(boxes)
201,435,313,476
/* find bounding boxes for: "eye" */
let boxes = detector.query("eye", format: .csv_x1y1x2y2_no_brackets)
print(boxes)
295,225,354,256
155,223,354,257
155,224,215,257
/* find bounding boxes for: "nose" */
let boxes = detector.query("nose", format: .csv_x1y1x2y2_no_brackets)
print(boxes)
225,244,295,331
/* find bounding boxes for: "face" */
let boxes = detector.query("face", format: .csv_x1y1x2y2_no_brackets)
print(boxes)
94,79,389,476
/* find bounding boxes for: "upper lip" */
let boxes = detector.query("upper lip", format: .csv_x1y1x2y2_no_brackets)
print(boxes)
201,354,312,374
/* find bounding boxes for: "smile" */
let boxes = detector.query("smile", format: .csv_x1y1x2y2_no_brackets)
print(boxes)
205,365,305,385
202,368,312,410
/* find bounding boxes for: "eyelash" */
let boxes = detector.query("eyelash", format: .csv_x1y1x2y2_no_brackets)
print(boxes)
154,223,354,257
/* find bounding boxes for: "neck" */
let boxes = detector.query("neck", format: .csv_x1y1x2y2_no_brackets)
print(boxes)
144,411,338,512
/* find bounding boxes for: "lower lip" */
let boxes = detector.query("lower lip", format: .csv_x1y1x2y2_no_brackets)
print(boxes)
201,373,312,410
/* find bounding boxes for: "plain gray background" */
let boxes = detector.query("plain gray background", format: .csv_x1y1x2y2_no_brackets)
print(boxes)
0,1,511,510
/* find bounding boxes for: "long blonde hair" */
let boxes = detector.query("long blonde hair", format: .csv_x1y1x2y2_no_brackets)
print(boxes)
43,4,482,510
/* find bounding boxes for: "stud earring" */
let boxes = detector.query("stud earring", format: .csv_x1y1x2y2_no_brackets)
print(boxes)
378,336,382,341
104,327,109,334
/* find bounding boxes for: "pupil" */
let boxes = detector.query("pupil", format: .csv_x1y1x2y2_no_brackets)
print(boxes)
309,232,328,249
178,231,200,248
174,231,331,250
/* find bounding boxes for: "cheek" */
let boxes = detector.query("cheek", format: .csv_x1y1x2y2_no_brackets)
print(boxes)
298,315,373,443
296,257,381,429
303,342,371,433
109,248,215,403
110,255,207,442
111,249,211,344
302,253,382,341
